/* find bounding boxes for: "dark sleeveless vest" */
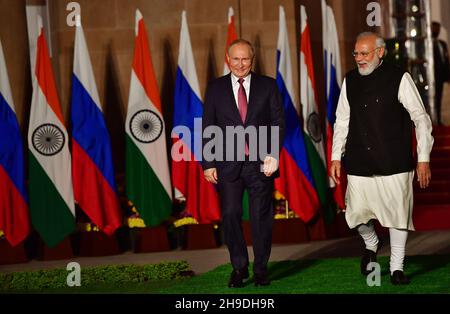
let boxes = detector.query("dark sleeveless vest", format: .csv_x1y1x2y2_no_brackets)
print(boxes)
343,61,415,176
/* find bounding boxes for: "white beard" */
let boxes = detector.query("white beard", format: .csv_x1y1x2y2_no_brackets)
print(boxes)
357,57,380,76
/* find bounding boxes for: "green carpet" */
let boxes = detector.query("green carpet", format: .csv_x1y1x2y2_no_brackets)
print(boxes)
2,255,449,293
155,255,450,294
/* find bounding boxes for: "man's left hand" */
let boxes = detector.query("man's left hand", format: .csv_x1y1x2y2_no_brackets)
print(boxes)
416,162,431,189
263,156,278,177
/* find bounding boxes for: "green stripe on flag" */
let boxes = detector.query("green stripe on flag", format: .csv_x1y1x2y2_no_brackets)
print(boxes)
28,152,75,248
303,135,335,224
126,135,172,227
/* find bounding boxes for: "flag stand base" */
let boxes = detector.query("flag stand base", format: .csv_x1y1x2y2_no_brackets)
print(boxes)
37,237,73,261
183,224,218,250
72,231,121,257
132,226,170,253
272,218,309,244
0,238,29,265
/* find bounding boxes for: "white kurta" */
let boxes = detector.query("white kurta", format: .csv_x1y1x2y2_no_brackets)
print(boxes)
331,71,434,231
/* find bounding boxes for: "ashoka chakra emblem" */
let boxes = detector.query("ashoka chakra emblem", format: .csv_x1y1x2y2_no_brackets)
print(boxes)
130,109,163,143
32,123,65,156
307,112,322,143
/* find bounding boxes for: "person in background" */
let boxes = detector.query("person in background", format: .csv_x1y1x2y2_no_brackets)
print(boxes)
432,21,450,126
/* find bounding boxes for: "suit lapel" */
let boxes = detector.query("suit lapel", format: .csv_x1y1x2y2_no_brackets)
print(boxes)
245,72,257,125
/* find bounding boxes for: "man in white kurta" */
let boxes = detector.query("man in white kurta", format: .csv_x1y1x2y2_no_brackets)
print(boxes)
330,32,433,285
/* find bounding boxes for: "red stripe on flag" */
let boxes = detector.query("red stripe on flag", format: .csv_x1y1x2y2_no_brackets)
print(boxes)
0,165,30,246
224,15,238,68
133,19,163,114
171,138,221,223
35,30,65,125
275,149,320,223
327,123,346,209
72,141,122,235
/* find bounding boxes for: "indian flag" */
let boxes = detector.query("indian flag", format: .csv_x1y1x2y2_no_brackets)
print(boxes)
28,17,75,248
223,6,238,75
125,9,172,227
300,5,333,223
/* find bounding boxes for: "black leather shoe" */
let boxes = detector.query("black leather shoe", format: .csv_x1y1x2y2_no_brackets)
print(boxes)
360,239,383,276
228,268,249,288
390,270,411,285
254,273,270,286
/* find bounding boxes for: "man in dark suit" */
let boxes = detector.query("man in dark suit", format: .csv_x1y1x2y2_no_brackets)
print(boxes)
432,22,450,125
202,39,285,288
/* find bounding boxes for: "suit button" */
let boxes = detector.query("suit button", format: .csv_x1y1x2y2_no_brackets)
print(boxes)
364,104,367,108
376,98,379,103
367,147,371,151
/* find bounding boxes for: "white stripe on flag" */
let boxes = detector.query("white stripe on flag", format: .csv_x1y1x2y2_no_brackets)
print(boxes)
277,6,298,112
126,71,172,199
28,81,75,215
178,11,201,100
0,40,15,112
74,23,102,110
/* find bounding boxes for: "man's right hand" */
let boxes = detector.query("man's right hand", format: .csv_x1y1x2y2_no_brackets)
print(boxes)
204,168,218,184
330,160,341,185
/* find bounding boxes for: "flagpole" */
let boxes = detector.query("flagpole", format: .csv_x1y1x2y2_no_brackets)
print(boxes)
237,0,242,37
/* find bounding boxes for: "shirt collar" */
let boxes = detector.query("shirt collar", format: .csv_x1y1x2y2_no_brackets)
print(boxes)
231,73,252,85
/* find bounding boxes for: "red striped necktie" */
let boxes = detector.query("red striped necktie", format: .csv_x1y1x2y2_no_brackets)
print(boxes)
238,78,249,155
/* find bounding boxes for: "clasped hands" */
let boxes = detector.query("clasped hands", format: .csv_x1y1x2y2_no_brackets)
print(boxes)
204,156,278,184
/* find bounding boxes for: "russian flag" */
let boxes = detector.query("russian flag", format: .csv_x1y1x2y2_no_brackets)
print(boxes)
71,21,122,235
322,0,346,209
172,11,220,224
274,6,319,223
0,39,30,246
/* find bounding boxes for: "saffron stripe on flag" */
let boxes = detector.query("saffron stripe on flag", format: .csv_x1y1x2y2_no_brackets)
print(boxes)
34,30,65,125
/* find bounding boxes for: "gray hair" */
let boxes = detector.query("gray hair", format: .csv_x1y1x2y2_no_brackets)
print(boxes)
356,31,386,49
228,39,255,58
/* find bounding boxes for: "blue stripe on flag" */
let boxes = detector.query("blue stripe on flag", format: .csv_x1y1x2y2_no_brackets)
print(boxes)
0,92,28,201
173,67,203,160
326,57,341,126
276,51,314,186
71,74,117,192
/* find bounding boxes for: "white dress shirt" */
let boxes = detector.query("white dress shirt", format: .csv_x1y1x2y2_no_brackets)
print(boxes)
231,73,251,108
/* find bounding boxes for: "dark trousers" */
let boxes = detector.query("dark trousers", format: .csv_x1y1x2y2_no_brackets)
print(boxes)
218,162,274,275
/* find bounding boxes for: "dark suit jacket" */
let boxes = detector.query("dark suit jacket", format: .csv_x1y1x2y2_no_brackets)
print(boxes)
434,39,450,83
202,72,285,182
